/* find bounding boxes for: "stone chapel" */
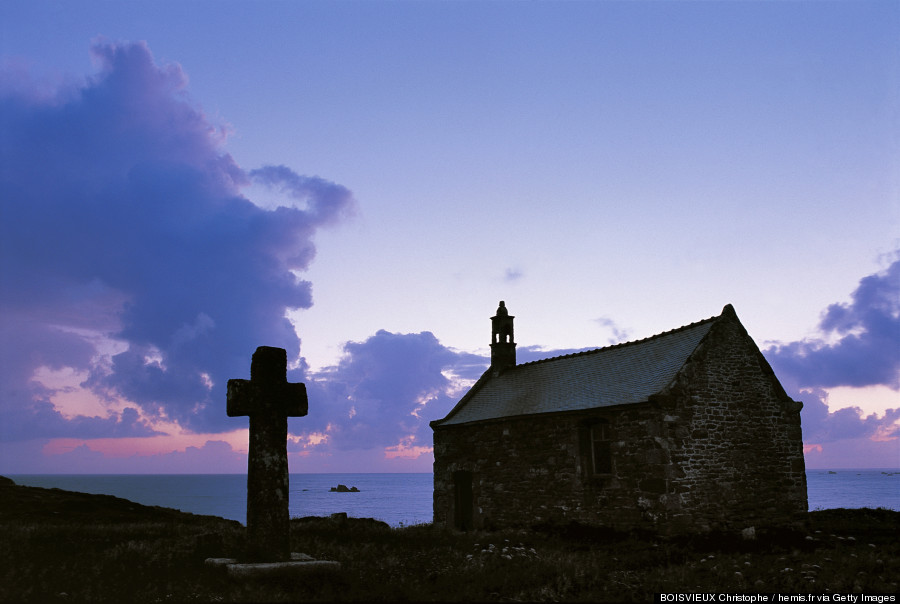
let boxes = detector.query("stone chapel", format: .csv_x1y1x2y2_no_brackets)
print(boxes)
430,302,808,534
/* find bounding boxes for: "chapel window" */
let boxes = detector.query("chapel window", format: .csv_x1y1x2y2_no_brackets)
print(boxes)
590,419,612,474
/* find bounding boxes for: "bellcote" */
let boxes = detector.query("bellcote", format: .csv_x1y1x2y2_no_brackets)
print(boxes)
490,301,516,375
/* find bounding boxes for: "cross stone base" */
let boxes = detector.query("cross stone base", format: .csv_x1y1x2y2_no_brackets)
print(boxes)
205,553,341,579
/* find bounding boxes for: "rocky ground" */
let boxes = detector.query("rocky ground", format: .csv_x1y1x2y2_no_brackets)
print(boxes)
1,475,897,602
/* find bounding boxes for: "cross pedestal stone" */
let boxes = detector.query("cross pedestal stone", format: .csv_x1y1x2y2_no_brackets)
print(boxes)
227,346,307,562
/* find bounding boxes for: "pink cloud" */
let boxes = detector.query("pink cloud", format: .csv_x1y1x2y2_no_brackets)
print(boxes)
23,439,248,474
803,436,899,469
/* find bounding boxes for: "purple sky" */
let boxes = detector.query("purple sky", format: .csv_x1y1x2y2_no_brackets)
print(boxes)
0,2,897,473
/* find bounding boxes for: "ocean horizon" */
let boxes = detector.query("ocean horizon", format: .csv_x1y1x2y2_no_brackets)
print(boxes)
8,469,899,528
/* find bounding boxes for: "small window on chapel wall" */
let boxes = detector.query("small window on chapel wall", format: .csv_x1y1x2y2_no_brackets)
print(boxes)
590,420,612,474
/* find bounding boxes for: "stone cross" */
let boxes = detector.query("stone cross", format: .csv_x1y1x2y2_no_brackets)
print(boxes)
227,346,308,561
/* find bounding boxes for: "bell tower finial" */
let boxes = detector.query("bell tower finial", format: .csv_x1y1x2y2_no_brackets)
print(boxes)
490,301,516,375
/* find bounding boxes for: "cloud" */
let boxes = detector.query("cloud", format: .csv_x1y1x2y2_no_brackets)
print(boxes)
0,40,355,441
594,316,631,345
503,267,524,282
0,439,247,474
791,387,899,445
295,330,486,456
286,330,608,462
249,165,355,226
763,254,900,463
765,254,900,390
802,436,899,470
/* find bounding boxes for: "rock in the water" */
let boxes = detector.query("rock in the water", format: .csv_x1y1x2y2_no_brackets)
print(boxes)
329,484,359,492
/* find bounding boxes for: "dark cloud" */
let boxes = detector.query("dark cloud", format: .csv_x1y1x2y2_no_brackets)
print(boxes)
297,330,486,453
766,255,900,390
763,255,900,453
249,166,354,227
0,40,354,440
289,332,614,457
790,386,900,444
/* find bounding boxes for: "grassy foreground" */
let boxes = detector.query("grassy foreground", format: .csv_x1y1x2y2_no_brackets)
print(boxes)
1,477,897,602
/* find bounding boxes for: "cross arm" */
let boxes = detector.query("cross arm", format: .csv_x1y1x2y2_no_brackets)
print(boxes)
283,382,308,416
227,379,308,417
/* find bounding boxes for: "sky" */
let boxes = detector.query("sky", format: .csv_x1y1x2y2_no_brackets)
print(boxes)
0,0,897,474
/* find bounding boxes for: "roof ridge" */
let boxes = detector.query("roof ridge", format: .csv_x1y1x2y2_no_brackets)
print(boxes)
514,312,721,369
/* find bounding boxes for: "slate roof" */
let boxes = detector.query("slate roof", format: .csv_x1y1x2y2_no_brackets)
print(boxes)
432,311,722,427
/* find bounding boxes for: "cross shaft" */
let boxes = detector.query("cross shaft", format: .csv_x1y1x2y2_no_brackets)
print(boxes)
227,346,308,561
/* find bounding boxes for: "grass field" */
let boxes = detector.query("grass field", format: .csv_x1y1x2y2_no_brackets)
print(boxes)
1,477,897,602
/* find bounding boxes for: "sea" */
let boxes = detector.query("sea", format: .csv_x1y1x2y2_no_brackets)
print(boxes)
8,469,899,528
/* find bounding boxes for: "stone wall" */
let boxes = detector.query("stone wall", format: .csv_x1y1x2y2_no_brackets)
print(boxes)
659,308,808,533
433,404,676,532
432,309,807,534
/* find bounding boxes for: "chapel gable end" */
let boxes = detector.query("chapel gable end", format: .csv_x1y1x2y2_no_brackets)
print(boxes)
663,304,800,411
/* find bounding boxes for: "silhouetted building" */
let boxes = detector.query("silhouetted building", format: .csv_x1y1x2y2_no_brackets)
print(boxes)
431,302,807,534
